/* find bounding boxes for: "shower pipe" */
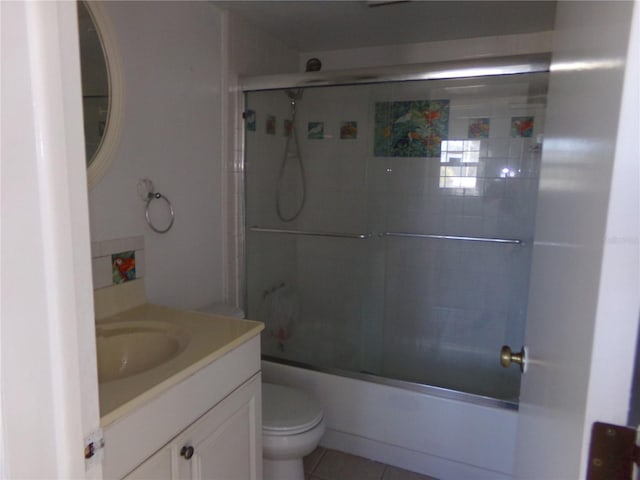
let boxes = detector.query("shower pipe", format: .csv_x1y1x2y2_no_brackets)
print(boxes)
241,53,550,91
249,226,522,245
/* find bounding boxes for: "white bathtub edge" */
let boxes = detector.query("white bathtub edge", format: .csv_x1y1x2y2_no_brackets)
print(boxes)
262,360,516,480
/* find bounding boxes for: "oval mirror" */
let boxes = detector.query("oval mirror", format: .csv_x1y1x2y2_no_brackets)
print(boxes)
77,1,123,189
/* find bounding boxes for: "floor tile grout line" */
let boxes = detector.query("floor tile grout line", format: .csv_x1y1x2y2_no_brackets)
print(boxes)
305,447,327,475
306,447,438,480
310,447,327,475
381,464,389,480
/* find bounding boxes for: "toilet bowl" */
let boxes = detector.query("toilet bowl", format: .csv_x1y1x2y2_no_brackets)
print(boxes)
262,382,325,480
195,303,325,480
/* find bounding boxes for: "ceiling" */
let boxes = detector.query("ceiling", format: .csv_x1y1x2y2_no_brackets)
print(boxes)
212,1,557,52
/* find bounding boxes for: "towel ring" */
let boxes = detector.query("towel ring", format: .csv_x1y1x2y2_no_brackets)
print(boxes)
145,192,174,234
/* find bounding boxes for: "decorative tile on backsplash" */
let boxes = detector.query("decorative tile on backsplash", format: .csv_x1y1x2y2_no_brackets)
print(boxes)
112,251,136,284
510,116,534,138
92,236,145,289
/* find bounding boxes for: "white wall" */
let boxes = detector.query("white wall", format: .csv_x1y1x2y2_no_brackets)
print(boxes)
227,13,299,77
88,1,225,309
300,31,553,71
88,2,298,311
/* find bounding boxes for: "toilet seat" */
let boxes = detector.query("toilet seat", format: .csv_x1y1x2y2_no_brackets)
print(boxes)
263,383,323,436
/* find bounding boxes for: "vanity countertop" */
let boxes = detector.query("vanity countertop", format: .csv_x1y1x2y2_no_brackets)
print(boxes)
98,303,263,426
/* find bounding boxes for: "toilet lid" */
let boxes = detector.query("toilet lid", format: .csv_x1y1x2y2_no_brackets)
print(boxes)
262,383,323,436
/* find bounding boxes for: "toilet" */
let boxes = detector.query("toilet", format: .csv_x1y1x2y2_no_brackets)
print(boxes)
196,303,326,480
262,382,325,480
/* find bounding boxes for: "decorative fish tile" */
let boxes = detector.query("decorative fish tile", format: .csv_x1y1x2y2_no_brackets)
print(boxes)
374,99,449,157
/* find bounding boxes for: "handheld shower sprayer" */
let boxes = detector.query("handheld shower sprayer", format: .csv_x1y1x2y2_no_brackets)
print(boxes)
276,89,306,222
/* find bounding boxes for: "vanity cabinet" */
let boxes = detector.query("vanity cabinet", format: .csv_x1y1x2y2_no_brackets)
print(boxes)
100,313,264,480
125,373,262,480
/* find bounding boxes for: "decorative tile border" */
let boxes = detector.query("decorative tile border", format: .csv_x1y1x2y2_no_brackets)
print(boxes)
245,105,534,145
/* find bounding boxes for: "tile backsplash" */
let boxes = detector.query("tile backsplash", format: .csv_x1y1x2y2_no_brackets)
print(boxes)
92,236,146,289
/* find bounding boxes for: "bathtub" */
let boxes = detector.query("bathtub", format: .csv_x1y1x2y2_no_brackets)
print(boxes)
261,359,518,480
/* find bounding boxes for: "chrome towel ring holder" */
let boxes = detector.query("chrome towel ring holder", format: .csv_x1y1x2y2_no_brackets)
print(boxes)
138,179,175,234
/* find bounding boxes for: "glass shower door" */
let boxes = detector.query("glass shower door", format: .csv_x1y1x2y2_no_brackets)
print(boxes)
244,70,548,403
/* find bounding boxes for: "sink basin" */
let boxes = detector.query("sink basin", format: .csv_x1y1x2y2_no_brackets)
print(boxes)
96,321,189,383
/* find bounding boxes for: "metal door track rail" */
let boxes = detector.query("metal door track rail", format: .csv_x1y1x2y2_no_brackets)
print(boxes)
384,231,523,245
249,226,522,244
249,226,372,239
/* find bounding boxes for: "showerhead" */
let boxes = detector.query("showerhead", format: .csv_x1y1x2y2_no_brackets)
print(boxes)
285,88,304,101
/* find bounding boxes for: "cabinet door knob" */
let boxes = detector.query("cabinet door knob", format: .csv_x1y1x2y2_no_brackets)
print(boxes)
180,445,194,460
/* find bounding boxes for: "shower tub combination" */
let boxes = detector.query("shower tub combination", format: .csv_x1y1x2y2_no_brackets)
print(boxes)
242,55,549,479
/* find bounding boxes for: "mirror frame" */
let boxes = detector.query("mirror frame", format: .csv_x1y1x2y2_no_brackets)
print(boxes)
82,1,124,189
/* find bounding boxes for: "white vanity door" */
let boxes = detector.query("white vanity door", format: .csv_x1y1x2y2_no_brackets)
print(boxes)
125,446,173,480
175,373,262,480
123,373,261,480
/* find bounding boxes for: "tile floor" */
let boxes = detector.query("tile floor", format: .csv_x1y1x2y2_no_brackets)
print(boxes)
303,447,437,480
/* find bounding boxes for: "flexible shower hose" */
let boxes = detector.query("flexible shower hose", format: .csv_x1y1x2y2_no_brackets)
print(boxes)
276,94,306,222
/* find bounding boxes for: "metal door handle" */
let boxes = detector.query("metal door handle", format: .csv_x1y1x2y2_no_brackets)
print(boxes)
500,345,526,372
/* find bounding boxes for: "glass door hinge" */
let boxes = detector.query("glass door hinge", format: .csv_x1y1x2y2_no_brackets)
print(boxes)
84,428,105,470
587,422,640,480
